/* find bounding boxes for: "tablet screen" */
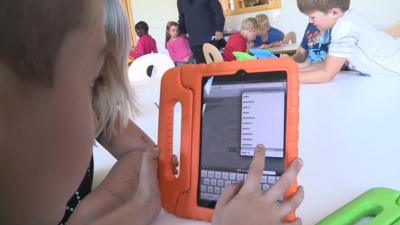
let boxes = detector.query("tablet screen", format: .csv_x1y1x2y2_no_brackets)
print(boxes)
198,71,287,208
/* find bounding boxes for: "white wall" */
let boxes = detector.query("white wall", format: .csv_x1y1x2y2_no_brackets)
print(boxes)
132,0,400,55
131,0,179,55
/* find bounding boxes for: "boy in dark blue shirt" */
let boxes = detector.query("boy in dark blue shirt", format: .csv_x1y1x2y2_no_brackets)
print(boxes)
292,23,331,64
253,14,285,48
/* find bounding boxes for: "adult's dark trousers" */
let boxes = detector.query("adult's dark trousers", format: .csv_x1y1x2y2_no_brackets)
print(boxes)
191,45,206,64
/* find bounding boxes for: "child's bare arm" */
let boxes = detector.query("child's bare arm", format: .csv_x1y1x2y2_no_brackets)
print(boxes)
98,117,156,159
68,147,161,225
291,47,308,63
300,56,347,83
68,117,178,224
212,145,304,225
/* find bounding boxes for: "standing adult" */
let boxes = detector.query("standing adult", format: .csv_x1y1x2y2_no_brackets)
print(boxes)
177,0,225,64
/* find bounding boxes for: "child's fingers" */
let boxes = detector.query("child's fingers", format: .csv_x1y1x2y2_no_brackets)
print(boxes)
172,154,179,167
214,182,243,209
240,144,265,194
138,147,160,195
172,154,179,175
285,217,302,225
277,186,304,218
266,158,303,202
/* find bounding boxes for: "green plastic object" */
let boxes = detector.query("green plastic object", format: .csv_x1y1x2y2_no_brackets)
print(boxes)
317,188,400,225
232,51,256,61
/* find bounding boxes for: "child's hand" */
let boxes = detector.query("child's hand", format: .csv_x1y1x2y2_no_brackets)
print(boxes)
247,41,255,51
130,146,162,222
172,154,179,175
271,41,285,48
215,31,224,40
259,44,272,49
212,145,304,225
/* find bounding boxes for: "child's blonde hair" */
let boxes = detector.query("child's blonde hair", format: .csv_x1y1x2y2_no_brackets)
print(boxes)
297,0,350,14
241,17,260,31
255,14,270,27
92,0,137,141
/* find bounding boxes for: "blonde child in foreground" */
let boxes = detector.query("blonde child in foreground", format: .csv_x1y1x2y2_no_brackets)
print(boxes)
297,0,400,83
0,0,304,225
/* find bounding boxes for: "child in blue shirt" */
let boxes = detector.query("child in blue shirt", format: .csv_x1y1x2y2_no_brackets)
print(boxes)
292,23,331,65
254,14,285,48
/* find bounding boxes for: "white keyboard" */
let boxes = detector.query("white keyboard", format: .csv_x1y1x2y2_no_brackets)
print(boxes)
199,169,282,201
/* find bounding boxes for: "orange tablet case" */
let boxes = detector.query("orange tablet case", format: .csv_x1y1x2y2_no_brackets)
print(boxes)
158,58,299,222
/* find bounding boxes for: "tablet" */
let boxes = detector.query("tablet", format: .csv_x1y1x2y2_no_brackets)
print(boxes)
198,70,287,208
158,58,299,221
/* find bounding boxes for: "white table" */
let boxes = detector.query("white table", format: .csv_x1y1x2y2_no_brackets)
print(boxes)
94,72,400,224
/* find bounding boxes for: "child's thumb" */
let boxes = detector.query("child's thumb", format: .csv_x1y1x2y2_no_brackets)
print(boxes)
138,147,160,195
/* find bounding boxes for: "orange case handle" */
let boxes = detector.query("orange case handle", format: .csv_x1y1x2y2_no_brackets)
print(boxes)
158,67,193,213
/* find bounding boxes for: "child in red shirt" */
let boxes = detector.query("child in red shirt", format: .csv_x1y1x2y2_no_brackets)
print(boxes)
223,17,260,61
130,21,158,59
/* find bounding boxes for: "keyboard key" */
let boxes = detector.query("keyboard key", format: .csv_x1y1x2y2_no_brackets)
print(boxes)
209,193,219,201
237,173,244,181
268,176,276,184
218,180,224,187
211,179,217,186
207,171,215,178
201,170,208,178
229,172,236,180
204,178,210,185
263,170,277,175
200,185,206,192
262,184,270,192
222,172,229,180
200,193,208,199
214,187,221,194
207,186,214,193
215,171,222,179
261,175,267,184
225,180,231,186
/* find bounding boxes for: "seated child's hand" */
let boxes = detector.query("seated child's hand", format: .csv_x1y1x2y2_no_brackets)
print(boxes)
280,54,290,58
247,41,255,51
271,41,286,48
212,145,304,225
172,154,179,175
130,146,162,221
259,44,272,49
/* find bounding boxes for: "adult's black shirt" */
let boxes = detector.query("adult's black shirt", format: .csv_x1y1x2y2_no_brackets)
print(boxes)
178,0,225,47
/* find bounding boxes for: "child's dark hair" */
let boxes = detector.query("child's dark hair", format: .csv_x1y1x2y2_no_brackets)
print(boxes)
165,21,183,48
135,21,149,37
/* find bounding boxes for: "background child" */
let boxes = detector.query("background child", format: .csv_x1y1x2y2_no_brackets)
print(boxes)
165,21,195,66
291,23,331,66
223,17,260,61
297,0,400,83
129,21,158,59
254,14,285,48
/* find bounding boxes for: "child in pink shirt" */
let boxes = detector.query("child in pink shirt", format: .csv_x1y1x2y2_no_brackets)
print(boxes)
130,21,158,59
165,21,195,66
